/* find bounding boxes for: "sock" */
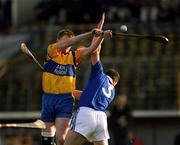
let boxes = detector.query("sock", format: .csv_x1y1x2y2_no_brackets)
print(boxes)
41,132,56,145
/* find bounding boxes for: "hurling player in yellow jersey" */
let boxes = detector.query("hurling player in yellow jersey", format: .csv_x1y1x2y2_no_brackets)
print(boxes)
41,15,112,145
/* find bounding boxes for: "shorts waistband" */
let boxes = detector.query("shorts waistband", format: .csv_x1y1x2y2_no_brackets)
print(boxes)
79,107,106,115
43,92,72,97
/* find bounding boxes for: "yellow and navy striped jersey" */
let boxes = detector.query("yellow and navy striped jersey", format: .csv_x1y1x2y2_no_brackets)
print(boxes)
42,43,84,94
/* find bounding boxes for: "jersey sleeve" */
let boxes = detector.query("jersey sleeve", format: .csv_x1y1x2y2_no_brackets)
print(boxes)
47,43,59,58
90,61,103,80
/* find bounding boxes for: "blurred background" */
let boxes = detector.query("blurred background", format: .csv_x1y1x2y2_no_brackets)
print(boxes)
0,0,180,145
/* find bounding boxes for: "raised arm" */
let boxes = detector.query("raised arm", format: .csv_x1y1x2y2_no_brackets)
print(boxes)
91,13,105,65
90,30,112,65
92,12,105,53
79,30,112,57
97,13,105,29
57,29,103,49
78,13,112,57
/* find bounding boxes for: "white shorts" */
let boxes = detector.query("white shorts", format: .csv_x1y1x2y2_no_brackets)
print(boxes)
71,107,109,142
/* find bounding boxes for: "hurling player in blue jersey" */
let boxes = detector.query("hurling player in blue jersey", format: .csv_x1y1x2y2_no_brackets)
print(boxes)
64,25,120,145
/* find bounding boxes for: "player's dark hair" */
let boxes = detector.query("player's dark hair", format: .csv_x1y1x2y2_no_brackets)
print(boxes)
105,69,120,83
57,29,74,40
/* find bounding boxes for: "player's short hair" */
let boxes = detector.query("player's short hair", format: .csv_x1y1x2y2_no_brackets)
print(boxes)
105,69,120,84
57,29,74,40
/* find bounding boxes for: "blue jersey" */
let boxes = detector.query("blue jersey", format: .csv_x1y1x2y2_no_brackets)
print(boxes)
78,61,115,111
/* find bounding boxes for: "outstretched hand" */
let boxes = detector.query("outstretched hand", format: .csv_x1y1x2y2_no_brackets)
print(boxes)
102,30,112,39
92,28,112,39
92,28,103,37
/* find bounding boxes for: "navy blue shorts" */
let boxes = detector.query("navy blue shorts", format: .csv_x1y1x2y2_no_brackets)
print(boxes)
41,93,74,122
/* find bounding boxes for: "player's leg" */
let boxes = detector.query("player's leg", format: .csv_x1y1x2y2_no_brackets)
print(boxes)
93,112,109,145
55,117,71,145
55,95,74,145
66,107,96,145
93,140,108,145
64,130,86,145
41,93,57,145
41,122,56,145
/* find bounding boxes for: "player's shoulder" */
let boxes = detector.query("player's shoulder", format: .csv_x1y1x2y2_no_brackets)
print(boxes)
48,42,57,48
47,43,59,52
